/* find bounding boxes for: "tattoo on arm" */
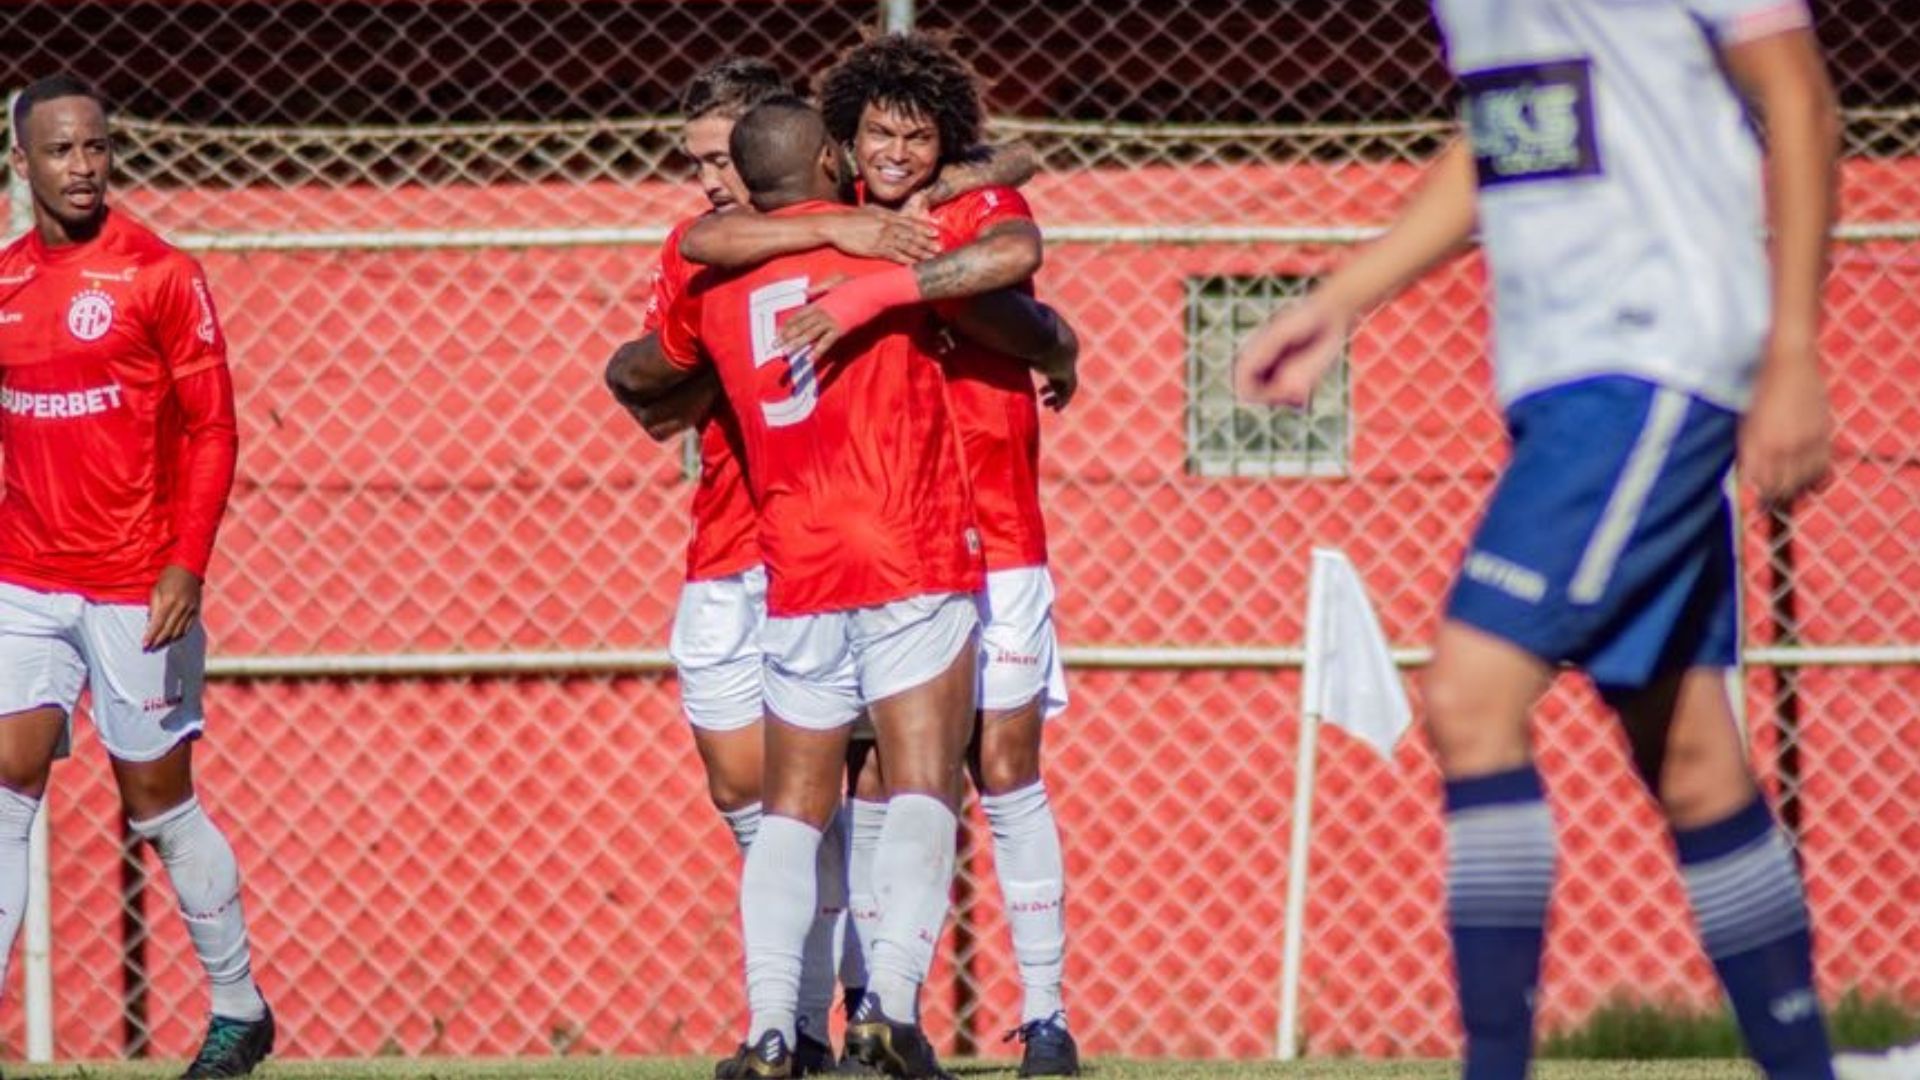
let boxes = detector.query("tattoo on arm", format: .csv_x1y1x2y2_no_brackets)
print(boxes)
911,220,1043,300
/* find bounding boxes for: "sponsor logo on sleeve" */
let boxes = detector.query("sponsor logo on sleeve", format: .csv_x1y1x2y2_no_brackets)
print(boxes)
65,288,116,342
1462,58,1603,188
192,278,218,344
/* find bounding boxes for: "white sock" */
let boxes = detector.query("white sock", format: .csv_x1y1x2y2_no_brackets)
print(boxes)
981,781,1068,1024
0,789,38,990
722,801,764,854
841,797,886,998
130,798,265,1021
740,814,822,1046
797,805,848,1043
866,794,957,1022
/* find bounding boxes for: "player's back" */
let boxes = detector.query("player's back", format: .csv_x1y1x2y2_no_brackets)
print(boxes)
1435,0,1778,410
677,230,981,617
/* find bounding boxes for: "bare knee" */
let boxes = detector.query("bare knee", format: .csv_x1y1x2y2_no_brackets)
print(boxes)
1421,668,1523,776
972,707,1043,796
693,726,763,813
1420,625,1549,778
116,762,196,822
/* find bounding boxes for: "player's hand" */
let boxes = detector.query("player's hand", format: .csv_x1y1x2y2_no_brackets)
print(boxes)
144,565,202,652
1037,314,1080,412
1740,335,1832,506
776,303,846,360
830,208,942,265
1232,293,1352,408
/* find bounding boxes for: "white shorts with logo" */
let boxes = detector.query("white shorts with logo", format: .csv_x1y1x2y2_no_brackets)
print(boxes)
669,565,769,733
0,581,207,762
977,566,1069,719
761,593,979,731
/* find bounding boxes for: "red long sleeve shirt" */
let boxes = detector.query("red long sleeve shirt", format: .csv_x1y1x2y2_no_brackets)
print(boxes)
0,209,238,602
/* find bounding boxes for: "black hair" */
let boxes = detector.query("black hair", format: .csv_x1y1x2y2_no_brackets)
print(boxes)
11,75,107,146
816,31,984,165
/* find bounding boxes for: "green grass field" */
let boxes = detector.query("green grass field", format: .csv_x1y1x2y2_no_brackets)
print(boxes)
4,1060,1760,1079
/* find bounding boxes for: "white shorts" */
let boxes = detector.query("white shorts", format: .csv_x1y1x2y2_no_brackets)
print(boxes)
761,593,979,731
669,566,768,733
977,567,1069,719
0,581,206,762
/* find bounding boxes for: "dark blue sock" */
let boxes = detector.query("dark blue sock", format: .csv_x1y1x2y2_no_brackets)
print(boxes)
1675,797,1834,1080
1446,766,1556,1080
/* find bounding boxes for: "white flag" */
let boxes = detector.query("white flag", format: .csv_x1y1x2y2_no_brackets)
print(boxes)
1303,547,1413,758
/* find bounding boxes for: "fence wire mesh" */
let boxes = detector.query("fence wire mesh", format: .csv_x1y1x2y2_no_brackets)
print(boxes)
0,0,1915,1065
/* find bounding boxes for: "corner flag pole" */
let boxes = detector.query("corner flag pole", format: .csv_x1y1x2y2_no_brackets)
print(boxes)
1275,552,1332,1061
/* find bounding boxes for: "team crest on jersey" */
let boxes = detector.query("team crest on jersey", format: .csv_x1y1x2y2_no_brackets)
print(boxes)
1462,58,1602,188
66,288,116,342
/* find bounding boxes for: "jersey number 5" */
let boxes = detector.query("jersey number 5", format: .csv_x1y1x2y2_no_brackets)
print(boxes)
748,278,818,428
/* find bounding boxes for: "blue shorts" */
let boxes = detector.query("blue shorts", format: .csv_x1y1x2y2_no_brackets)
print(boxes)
1445,377,1739,692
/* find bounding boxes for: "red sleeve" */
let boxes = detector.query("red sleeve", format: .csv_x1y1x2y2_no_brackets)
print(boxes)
147,255,228,380
657,287,706,372
939,187,1035,245
170,364,239,578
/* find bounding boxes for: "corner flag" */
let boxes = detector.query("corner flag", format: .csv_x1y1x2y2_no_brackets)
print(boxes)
1302,546,1413,758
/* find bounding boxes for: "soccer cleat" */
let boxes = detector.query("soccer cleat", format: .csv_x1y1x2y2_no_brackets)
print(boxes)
181,1005,275,1078
794,1031,836,1076
715,1029,795,1079
846,999,951,1079
833,1046,883,1075
1006,1013,1080,1077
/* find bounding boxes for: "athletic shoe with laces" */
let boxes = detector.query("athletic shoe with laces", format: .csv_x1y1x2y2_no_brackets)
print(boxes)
845,996,951,1080
715,1028,795,1079
1006,1012,1080,1077
181,1005,276,1078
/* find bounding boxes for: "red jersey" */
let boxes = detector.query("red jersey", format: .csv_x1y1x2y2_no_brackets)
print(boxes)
0,210,239,603
644,217,760,582
657,202,983,617
929,188,1049,569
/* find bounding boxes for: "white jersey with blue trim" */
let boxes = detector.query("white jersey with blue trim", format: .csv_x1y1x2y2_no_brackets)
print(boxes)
1432,0,1812,411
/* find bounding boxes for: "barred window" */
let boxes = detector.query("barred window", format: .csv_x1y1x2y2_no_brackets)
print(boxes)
1185,274,1350,478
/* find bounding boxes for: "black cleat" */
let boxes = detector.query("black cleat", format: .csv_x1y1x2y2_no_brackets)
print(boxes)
182,1005,276,1078
716,1029,795,1079
795,1031,836,1076
846,999,951,1079
1007,1013,1080,1077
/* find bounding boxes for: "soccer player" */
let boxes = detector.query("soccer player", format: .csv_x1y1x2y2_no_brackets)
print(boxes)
1234,4,1840,1079
680,33,1082,1075
0,76,273,1077
611,95,1006,1079
608,58,1046,1077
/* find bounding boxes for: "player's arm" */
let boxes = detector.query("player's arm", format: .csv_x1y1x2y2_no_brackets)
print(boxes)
1232,139,1477,407
776,218,1045,357
1717,10,1841,503
680,208,942,269
905,141,1040,212
604,333,722,443
144,262,239,650
943,291,1081,411
605,332,698,404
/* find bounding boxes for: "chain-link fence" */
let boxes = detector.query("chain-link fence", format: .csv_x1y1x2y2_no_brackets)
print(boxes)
1,0,1917,1065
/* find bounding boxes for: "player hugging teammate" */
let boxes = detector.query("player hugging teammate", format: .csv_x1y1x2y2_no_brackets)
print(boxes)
608,35,1082,1080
